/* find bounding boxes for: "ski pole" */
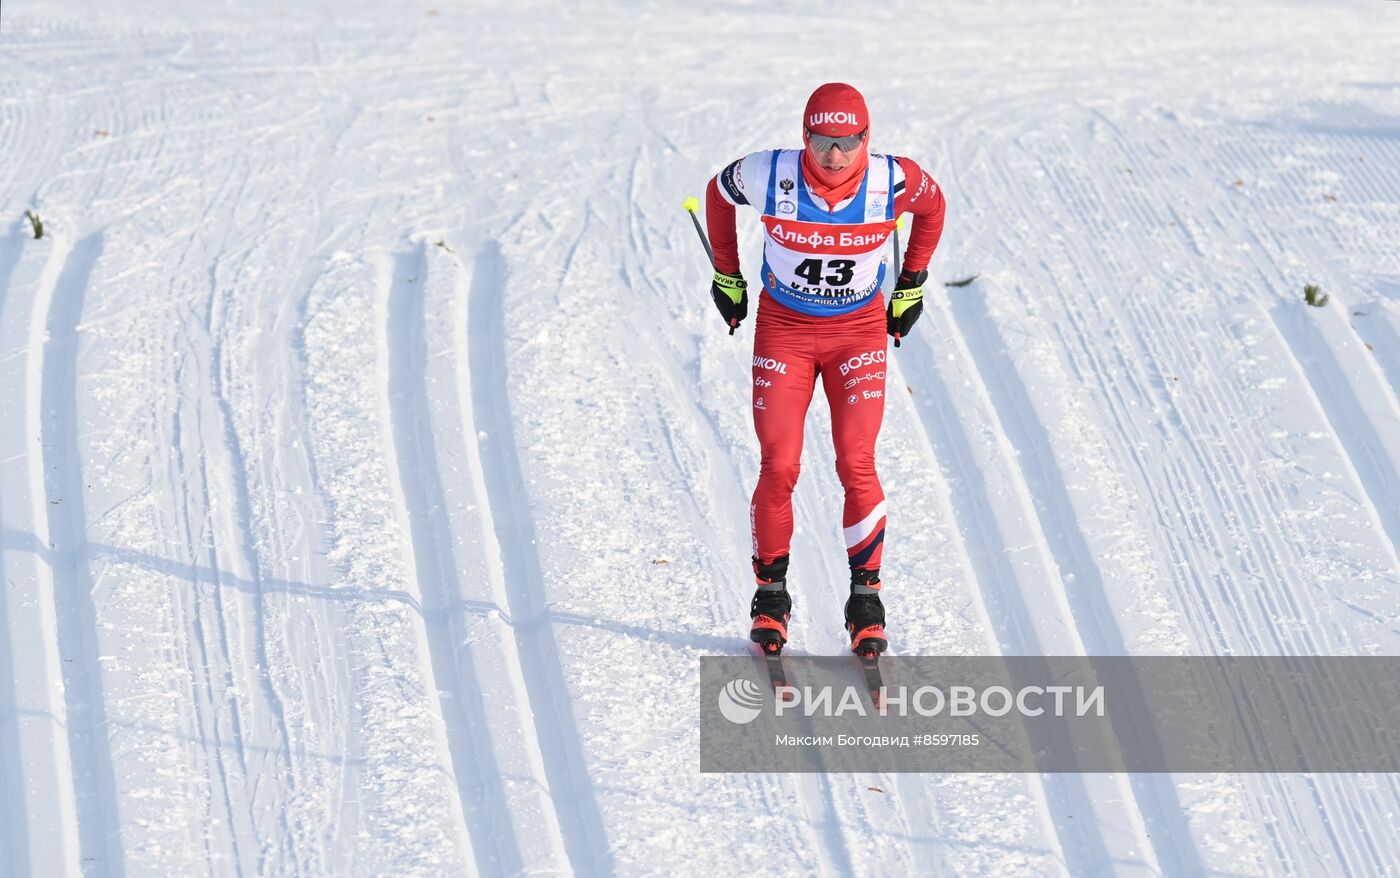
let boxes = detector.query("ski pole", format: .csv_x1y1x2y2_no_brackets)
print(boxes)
684,196,738,336
683,196,716,268
892,215,906,348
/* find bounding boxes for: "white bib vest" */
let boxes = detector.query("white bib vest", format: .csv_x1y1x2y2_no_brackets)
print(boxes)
759,150,897,316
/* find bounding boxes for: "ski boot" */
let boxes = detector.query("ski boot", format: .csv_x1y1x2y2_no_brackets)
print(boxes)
749,554,791,655
845,567,887,657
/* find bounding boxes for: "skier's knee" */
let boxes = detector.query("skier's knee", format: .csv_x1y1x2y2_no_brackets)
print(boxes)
759,456,801,492
834,454,877,489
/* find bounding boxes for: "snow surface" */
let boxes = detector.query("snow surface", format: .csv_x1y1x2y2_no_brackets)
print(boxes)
2,0,1400,875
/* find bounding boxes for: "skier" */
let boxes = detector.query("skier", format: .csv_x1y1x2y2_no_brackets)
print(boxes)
704,82,946,656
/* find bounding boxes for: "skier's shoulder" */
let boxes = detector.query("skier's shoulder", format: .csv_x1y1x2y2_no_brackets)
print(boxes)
889,155,941,206
876,153,912,180
716,149,780,206
739,148,792,176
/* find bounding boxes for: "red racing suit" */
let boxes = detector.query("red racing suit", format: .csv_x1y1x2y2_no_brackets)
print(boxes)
706,149,945,572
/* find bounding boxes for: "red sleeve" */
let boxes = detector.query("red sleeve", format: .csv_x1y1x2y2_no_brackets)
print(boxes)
893,157,946,275
705,176,741,275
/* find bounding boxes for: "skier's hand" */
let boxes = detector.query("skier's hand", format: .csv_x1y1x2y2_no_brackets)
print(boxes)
711,270,748,334
888,269,926,346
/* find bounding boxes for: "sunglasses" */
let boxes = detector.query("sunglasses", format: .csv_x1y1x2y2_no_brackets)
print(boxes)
806,128,867,153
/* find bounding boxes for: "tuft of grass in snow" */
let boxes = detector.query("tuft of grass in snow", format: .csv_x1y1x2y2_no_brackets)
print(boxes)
944,274,979,288
1304,284,1328,307
24,210,43,239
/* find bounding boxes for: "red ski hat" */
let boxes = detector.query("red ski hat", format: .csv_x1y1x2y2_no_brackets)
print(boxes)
803,82,868,137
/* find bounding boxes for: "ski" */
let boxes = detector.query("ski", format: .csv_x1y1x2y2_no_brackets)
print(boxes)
856,648,885,712
754,638,795,703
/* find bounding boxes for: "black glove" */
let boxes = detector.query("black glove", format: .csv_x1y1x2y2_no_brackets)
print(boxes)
711,270,748,334
887,269,926,347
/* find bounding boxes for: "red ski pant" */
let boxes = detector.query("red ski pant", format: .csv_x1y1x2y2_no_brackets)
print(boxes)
750,293,888,573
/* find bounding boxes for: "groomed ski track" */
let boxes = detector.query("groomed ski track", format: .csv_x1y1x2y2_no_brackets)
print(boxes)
2,1,1400,875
